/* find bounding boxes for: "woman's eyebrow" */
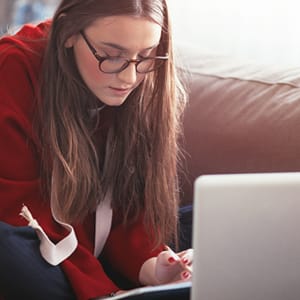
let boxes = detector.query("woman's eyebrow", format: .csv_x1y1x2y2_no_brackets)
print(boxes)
100,41,159,51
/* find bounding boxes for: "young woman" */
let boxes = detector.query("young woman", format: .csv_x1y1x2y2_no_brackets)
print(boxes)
0,0,191,299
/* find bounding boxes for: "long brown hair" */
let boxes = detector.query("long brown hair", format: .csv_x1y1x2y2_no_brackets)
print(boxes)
39,0,187,246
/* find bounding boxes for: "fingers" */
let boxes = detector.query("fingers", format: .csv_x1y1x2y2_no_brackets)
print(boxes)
157,249,179,267
177,248,194,263
155,246,193,284
181,270,192,281
155,251,182,284
176,248,193,271
164,246,193,274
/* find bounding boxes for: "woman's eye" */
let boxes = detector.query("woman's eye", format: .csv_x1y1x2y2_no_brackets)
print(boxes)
99,48,122,58
107,56,124,62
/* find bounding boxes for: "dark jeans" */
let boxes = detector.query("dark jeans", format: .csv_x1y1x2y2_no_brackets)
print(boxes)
0,222,75,300
178,205,193,251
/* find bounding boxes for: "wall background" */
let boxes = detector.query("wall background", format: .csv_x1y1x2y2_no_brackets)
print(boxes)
0,0,59,35
168,0,300,67
1,0,299,67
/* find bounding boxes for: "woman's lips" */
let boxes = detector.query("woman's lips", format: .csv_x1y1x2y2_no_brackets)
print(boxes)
109,86,132,96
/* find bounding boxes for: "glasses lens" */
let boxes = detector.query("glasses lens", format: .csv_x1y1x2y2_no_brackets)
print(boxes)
99,57,167,74
100,57,128,73
137,58,165,73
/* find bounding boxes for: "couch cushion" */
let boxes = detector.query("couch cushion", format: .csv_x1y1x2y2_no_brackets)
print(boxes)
177,48,300,205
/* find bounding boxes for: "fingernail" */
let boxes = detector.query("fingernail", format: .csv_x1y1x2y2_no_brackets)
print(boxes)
182,258,189,264
183,271,190,278
168,257,175,263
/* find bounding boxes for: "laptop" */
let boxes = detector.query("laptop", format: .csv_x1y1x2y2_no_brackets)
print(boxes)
191,172,300,300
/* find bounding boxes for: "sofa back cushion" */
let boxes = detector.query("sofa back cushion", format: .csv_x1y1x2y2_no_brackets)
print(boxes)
179,49,300,205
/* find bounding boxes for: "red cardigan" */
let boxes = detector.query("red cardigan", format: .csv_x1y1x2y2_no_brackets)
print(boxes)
0,22,162,300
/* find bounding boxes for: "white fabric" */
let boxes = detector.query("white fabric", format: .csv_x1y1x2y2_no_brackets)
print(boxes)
20,196,113,265
20,205,78,266
94,192,113,257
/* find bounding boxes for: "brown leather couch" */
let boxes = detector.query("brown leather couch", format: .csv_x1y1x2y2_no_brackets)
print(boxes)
178,47,300,207
176,47,300,250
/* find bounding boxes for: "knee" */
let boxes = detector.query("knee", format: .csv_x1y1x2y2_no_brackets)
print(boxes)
0,222,38,263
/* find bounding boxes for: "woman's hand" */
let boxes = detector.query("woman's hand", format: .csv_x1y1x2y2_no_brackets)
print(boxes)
139,247,193,286
155,247,193,284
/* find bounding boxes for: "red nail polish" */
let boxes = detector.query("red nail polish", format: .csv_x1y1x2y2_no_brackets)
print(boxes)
183,271,190,278
182,258,189,264
168,257,175,263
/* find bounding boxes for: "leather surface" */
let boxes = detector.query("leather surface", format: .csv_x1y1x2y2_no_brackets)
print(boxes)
178,48,300,205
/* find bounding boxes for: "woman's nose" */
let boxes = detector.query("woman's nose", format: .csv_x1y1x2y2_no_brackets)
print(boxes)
117,62,138,85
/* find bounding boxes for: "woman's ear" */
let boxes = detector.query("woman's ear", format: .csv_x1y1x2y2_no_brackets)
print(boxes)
65,35,77,48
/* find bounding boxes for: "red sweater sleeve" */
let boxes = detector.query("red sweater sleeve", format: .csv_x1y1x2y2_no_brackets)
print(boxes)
102,214,164,285
0,34,43,225
0,24,119,300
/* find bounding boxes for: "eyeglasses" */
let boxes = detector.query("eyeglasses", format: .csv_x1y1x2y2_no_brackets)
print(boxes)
80,31,168,74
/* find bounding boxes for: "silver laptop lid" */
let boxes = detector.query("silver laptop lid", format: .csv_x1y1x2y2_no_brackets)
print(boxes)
191,172,300,300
